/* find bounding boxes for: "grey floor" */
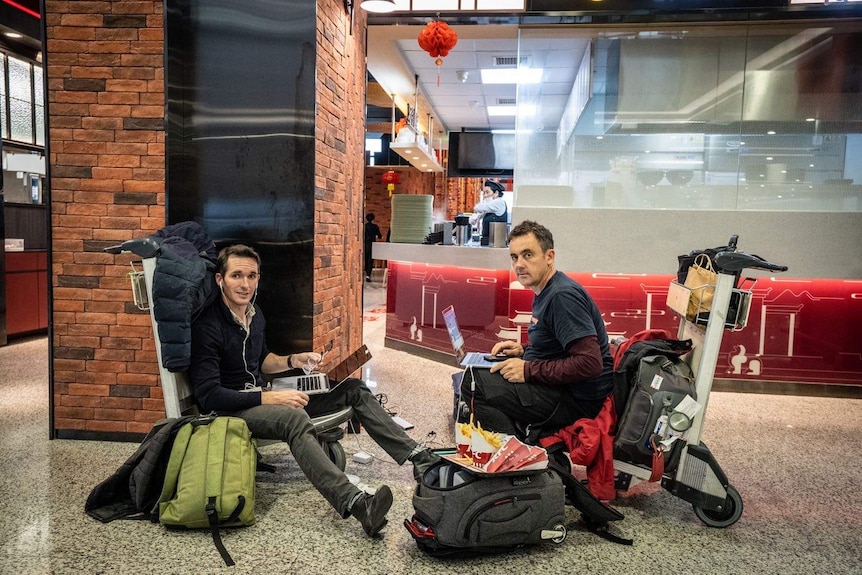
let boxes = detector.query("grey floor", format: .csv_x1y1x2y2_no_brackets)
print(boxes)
2,281,861,574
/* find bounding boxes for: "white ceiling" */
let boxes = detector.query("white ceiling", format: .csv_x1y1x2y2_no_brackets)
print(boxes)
367,25,587,143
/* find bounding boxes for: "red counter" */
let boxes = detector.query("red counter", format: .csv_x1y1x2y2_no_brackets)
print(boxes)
5,250,49,337
382,257,862,390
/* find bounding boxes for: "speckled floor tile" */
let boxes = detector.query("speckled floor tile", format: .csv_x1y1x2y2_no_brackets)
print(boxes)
1,284,861,574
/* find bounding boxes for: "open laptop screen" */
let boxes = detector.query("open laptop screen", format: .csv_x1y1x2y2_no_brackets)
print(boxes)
442,305,493,368
442,305,466,363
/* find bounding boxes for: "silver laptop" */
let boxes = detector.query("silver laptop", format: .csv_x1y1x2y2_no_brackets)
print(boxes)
271,346,372,393
442,305,494,368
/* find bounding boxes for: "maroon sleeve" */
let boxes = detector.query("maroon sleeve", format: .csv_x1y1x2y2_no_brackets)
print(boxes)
523,335,603,386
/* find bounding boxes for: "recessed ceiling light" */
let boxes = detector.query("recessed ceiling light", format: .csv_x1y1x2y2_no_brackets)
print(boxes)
487,105,535,117
487,106,516,117
480,68,543,85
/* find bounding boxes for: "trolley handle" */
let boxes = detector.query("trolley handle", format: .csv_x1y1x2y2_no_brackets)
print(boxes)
714,251,788,274
103,237,161,258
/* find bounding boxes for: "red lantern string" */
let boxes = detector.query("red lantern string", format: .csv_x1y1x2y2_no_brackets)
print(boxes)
418,21,458,87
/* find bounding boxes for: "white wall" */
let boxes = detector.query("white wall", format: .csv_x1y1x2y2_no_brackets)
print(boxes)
512,207,862,279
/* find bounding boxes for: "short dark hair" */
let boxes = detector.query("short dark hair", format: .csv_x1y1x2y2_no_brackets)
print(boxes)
217,244,261,275
508,220,554,253
484,180,505,196
366,213,375,222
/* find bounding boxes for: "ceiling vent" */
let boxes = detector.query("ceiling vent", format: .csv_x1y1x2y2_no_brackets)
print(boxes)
493,56,530,67
497,98,516,105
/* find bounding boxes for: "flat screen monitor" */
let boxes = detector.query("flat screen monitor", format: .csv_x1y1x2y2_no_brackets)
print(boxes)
447,132,514,177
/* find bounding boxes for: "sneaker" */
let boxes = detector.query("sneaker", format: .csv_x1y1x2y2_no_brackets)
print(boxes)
410,449,441,482
351,485,393,537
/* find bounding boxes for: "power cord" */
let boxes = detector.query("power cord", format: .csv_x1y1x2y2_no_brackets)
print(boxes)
421,430,447,450
347,410,397,467
374,393,398,417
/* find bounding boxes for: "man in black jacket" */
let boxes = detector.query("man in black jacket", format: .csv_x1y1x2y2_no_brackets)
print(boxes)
189,244,438,537
364,213,382,281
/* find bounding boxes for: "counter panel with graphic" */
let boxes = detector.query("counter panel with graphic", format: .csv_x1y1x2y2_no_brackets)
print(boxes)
384,260,862,387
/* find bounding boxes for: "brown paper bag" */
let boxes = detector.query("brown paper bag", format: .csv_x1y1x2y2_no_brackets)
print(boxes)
684,254,717,320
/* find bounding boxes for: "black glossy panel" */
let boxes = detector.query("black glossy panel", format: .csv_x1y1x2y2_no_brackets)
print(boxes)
166,0,317,353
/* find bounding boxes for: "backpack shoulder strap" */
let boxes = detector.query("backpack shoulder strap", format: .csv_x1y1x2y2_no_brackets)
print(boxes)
155,421,194,516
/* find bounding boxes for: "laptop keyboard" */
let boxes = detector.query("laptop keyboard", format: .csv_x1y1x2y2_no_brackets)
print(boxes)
271,373,331,394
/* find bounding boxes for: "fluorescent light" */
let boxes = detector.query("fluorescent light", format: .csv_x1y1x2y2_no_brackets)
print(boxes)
480,68,543,84
487,104,535,116
475,0,525,9
487,106,516,116
360,0,397,13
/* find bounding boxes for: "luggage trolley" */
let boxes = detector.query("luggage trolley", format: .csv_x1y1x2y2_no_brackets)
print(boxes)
613,235,788,527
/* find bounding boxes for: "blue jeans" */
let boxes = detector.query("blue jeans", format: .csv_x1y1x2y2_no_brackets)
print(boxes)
233,378,418,516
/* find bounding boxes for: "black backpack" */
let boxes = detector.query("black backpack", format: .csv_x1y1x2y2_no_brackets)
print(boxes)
86,416,197,523
612,340,695,474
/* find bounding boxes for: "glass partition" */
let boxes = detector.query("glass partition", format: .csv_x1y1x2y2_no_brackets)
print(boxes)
514,23,862,212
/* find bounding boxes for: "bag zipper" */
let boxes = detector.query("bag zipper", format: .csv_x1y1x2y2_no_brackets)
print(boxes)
463,493,541,539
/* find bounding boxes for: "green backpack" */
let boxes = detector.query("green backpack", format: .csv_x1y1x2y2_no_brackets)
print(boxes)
156,415,257,566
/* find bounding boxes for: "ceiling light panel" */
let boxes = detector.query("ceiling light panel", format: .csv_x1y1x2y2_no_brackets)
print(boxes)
480,68,543,84
387,0,525,9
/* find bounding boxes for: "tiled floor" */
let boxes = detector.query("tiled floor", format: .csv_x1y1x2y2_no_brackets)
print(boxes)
1,280,861,574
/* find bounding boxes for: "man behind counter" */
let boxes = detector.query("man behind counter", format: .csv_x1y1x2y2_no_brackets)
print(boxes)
468,180,508,246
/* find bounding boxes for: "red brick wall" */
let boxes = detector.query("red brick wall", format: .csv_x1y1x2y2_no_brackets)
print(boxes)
46,0,368,437
314,0,367,358
46,0,167,436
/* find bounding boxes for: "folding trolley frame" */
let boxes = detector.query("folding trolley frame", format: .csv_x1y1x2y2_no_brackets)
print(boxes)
613,235,787,527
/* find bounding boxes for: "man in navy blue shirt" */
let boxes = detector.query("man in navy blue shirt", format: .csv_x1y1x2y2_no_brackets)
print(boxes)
459,221,613,437
189,244,438,537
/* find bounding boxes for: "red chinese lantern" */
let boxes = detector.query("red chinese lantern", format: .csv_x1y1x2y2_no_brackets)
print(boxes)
418,21,458,86
382,170,400,197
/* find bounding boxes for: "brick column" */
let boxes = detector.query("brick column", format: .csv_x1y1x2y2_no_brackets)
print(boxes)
45,0,368,439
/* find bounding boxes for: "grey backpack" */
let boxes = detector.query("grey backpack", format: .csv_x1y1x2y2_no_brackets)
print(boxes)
405,459,567,556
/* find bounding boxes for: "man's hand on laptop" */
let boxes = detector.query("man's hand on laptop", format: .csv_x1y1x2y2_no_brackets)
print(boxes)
491,357,526,383
262,389,310,408
490,341,524,358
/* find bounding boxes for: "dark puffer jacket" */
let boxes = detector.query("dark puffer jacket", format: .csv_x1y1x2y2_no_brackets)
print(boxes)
150,222,218,372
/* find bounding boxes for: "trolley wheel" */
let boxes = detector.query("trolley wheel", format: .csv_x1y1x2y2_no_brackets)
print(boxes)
322,440,347,471
551,523,567,544
693,484,743,528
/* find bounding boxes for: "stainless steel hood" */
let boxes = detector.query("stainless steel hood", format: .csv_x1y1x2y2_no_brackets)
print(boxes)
577,28,862,135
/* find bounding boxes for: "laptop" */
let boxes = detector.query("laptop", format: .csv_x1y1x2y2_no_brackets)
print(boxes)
441,305,494,368
271,345,373,394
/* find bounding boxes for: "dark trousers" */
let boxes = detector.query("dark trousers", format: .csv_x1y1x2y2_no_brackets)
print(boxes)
364,243,374,277
459,367,605,438
234,378,417,516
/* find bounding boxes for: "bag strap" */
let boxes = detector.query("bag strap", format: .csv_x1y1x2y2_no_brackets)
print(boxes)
155,423,194,514
693,253,714,271
206,496,235,567
648,435,665,482
581,516,634,546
